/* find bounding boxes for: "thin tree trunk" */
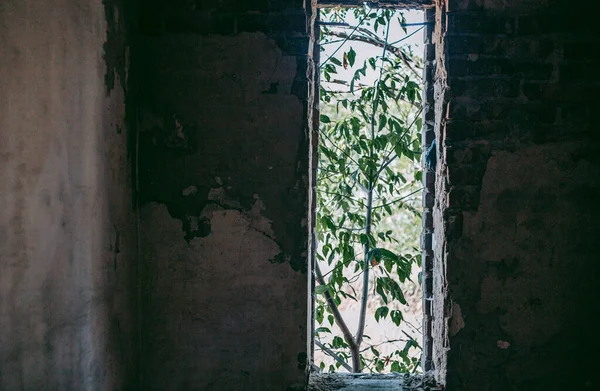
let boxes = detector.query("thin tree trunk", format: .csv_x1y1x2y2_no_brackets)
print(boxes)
354,20,392,372
314,262,360,371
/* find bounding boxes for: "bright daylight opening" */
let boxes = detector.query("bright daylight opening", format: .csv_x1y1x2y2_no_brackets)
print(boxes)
313,5,426,374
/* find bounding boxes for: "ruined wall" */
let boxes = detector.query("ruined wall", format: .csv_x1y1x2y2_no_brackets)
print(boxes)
0,0,137,389
135,1,310,389
432,0,600,389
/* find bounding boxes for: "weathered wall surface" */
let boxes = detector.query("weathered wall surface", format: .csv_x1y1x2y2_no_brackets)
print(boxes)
432,0,600,389
135,1,310,389
0,1,137,389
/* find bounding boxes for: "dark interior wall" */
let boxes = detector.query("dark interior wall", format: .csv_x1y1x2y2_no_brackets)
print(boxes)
134,1,311,389
432,0,600,390
0,0,137,390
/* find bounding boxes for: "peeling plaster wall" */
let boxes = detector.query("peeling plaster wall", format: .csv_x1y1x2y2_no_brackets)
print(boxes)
0,0,137,389
135,2,310,388
432,0,600,389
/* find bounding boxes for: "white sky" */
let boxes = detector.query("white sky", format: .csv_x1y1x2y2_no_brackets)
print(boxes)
320,8,424,87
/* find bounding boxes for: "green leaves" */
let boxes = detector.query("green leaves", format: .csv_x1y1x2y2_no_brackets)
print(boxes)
390,310,403,326
315,327,332,334
374,306,389,322
378,114,387,132
332,336,349,349
376,277,407,305
330,57,343,67
347,47,356,67
315,285,329,295
320,215,336,231
315,5,424,375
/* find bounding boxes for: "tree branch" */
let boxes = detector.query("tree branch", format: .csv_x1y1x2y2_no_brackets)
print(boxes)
315,340,353,372
373,188,423,210
374,107,423,181
322,79,422,109
359,338,411,353
323,30,422,81
320,129,362,168
315,262,357,352
317,190,365,207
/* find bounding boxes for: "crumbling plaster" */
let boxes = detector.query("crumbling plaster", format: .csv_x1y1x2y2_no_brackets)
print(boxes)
136,31,310,389
448,143,600,385
140,201,306,389
431,0,600,389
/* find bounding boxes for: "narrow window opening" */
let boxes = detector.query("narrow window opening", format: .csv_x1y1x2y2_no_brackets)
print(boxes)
309,2,435,377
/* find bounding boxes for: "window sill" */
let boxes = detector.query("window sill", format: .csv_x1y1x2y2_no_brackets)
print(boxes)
308,372,442,391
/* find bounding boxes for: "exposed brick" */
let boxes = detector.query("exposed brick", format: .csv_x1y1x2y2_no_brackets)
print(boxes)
517,15,557,35
422,189,435,208
559,104,591,128
163,11,237,35
424,254,434,271
447,163,487,186
423,102,435,124
422,210,434,230
236,13,268,32
518,13,594,35
447,35,555,60
275,34,310,55
438,1,600,390
448,185,480,210
560,63,597,82
424,65,435,84
444,120,473,141
516,38,555,59
445,120,510,141
445,143,492,166
424,81,435,102
446,35,486,55
507,103,557,125
515,62,553,80
449,78,520,98
266,12,307,32
448,99,482,121
424,170,436,188
423,296,432,316
423,125,435,145
521,82,544,100
563,41,598,60
518,124,559,144
448,57,514,77
448,12,515,35
424,43,436,61
421,232,433,253
523,82,596,103
443,208,464,242
479,100,513,120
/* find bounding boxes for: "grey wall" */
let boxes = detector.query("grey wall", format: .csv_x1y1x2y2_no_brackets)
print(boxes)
432,0,600,390
0,1,137,389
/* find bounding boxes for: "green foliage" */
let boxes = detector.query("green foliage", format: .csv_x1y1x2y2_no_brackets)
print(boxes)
314,6,424,374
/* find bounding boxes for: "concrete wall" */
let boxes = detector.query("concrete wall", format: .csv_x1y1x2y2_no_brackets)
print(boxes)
134,1,311,389
0,1,137,389
432,0,600,389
